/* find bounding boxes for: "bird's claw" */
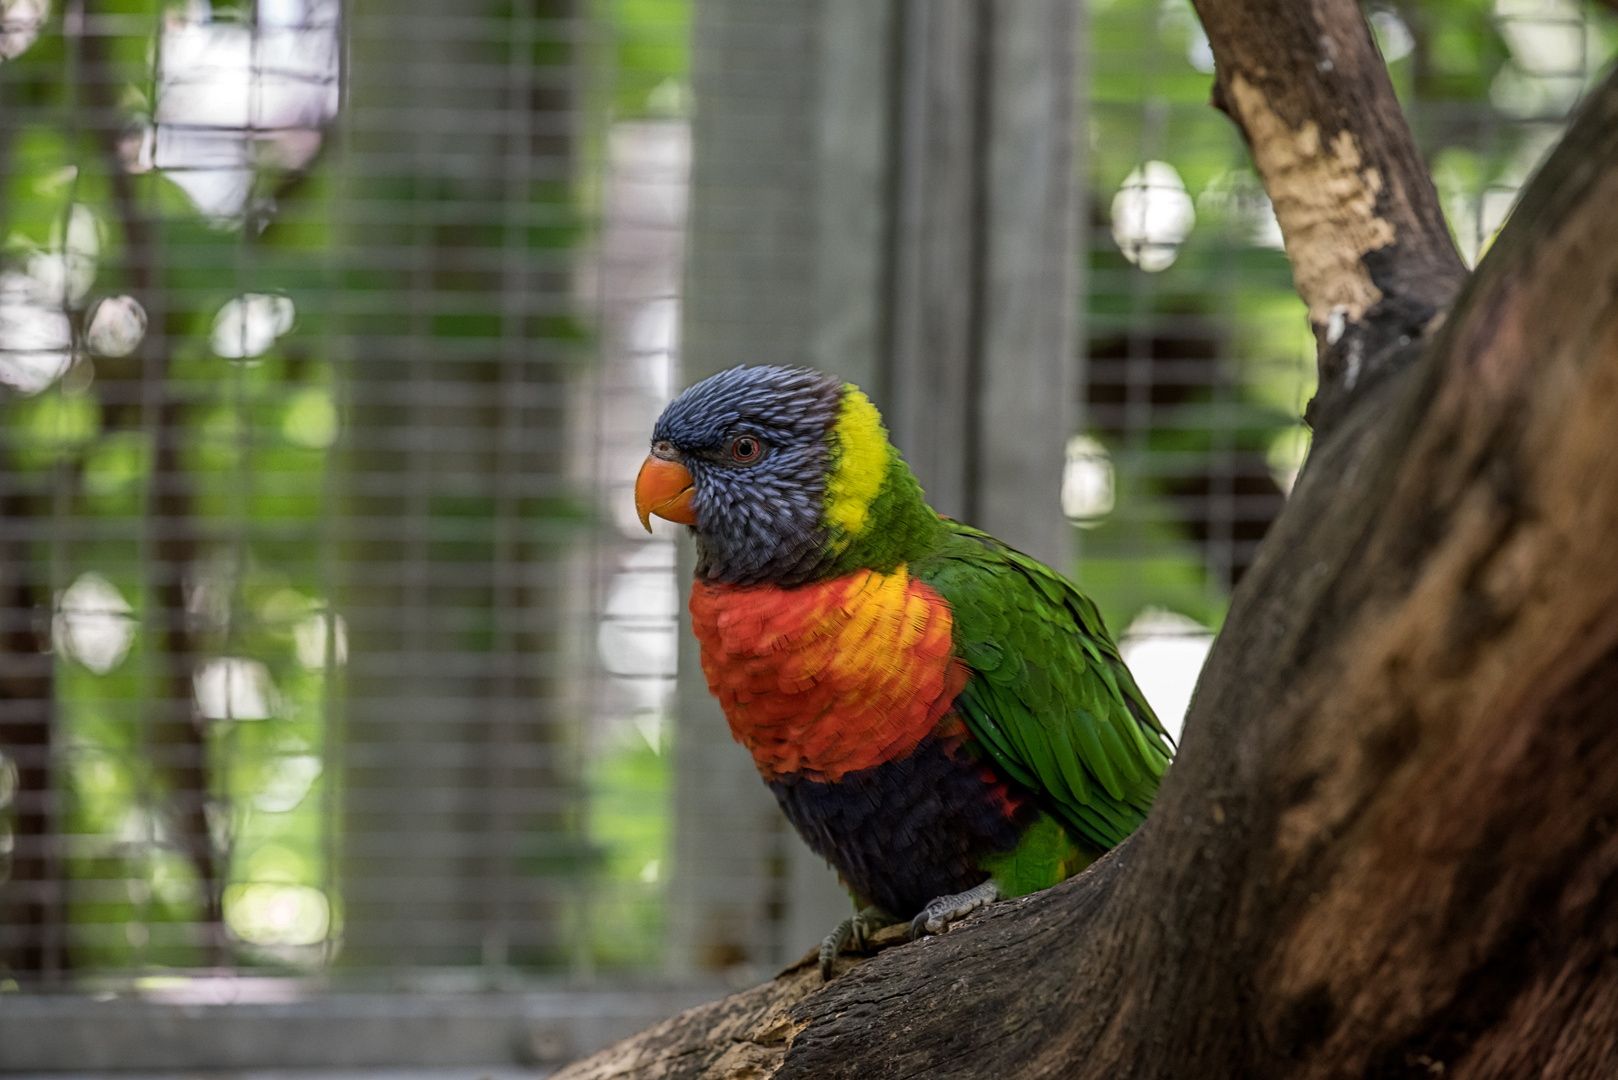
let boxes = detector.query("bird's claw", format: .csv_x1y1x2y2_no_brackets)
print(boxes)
818,905,899,979
818,918,854,979
909,880,1000,939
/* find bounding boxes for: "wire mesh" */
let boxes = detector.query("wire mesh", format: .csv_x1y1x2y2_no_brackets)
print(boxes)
1080,0,1617,741
0,0,614,988
576,116,688,974
0,0,1613,1007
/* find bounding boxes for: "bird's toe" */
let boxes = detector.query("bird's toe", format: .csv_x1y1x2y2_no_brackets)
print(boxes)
909,880,1000,940
820,905,900,979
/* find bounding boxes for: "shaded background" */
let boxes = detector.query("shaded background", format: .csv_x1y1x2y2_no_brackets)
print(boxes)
0,0,1610,1071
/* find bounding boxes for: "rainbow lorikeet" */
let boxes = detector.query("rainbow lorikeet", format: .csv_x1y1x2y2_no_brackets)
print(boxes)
635,366,1174,978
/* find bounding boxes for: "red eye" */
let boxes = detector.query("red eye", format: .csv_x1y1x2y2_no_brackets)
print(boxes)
730,436,762,462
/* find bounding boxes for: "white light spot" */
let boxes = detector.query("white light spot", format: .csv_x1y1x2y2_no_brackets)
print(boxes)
639,858,661,884
1061,434,1115,527
1267,425,1312,495
61,204,101,303
1369,7,1415,63
194,657,280,720
630,296,678,354
1491,0,1587,117
225,883,329,946
21,205,103,307
633,711,662,754
0,205,97,394
55,573,136,674
598,543,678,728
253,754,322,813
1252,200,1285,249
1111,161,1195,272
148,1,341,221
598,545,679,681
1120,609,1215,743
0,271,71,394
1186,25,1215,74
0,0,48,60
293,612,347,670
1326,305,1348,345
630,299,678,400
84,295,148,357
259,0,314,28
211,293,295,359
1197,170,1286,250
1495,0,1585,74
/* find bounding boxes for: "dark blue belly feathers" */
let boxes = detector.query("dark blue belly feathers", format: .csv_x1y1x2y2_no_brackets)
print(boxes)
767,732,1035,917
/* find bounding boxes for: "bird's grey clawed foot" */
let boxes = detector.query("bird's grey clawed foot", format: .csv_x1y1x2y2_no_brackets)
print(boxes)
818,905,899,979
909,880,999,939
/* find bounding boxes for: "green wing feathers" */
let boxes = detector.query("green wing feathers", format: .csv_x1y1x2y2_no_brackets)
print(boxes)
916,522,1175,853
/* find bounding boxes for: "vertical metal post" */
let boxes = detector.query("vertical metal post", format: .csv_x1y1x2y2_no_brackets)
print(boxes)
975,0,1078,570
338,0,579,974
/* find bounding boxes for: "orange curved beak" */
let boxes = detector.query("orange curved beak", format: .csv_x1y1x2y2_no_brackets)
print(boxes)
634,455,697,532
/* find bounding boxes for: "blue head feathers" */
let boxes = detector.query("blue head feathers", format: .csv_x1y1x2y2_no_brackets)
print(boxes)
650,366,844,585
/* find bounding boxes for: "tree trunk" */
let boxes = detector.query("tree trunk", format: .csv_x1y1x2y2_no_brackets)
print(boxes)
78,11,226,963
0,103,66,983
556,11,1618,1080
0,448,66,982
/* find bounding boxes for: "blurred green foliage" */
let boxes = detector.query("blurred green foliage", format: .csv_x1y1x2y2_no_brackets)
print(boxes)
0,0,665,978
585,733,669,970
575,0,689,975
1078,0,1616,638
3,0,1614,981
603,0,691,118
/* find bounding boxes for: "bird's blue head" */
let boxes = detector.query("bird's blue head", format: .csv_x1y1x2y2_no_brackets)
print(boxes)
636,365,939,585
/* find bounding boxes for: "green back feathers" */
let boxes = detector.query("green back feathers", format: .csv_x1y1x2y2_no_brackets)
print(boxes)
915,521,1174,853
814,391,1173,853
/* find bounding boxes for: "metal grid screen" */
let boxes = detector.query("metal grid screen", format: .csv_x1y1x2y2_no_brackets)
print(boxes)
0,0,609,988
1080,0,1616,739
2,0,1613,1004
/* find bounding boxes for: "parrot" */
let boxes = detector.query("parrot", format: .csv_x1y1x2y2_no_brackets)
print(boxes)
634,365,1175,978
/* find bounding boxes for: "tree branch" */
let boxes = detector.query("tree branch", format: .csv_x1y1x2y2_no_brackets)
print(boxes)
0,115,67,983
79,9,225,960
0,447,67,981
1191,0,1468,437
556,62,1618,1080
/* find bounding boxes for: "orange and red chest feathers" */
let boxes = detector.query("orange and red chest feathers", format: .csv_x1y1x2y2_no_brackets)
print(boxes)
689,567,969,782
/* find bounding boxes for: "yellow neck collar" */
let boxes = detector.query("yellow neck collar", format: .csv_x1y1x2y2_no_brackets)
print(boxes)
823,387,890,548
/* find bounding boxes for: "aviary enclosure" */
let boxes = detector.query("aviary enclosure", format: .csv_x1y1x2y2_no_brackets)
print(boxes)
0,0,1611,1073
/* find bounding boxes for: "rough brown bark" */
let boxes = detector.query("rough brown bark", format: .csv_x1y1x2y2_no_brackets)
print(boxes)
1190,0,1468,437
556,32,1618,1080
